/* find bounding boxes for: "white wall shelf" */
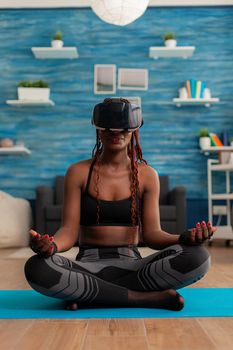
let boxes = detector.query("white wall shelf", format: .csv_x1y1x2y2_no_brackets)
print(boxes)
6,99,55,106
0,146,31,155
201,146,233,153
173,97,219,107
149,46,195,59
31,47,79,59
201,146,233,157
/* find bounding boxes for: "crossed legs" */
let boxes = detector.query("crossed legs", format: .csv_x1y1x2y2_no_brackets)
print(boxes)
24,244,210,310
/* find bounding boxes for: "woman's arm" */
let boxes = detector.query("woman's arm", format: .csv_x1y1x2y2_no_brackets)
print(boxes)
53,163,83,252
141,166,180,250
141,166,216,249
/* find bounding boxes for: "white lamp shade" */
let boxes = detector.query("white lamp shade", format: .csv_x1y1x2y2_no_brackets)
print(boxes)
91,0,149,26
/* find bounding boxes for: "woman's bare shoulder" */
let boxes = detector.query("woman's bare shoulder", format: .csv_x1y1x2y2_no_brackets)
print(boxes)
65,159,93,182
67,159,93,172
138,163,159,179
138,163,159,194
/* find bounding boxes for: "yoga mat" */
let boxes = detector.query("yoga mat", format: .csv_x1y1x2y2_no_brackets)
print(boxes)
0,288,232,319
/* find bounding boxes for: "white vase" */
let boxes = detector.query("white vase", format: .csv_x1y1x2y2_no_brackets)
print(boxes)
18,87,50,101
179,87,188,99
203,88,211,99
164,39,177,48
51,40,64,49
199,137,211,150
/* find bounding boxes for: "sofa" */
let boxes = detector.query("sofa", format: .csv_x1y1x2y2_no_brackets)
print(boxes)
35,175,187,244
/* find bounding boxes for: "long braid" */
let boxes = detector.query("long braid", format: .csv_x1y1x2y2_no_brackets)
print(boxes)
92,130,102,158
129,135,137,227
128,130,147,229
92,130,102,224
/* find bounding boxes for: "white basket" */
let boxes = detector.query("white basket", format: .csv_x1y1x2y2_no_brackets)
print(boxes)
18,87,50,101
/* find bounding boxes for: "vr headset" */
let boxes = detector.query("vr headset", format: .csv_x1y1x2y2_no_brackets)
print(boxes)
92,98,143,131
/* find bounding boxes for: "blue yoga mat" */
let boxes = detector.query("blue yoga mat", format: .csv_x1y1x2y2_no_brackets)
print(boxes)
0,288,232,319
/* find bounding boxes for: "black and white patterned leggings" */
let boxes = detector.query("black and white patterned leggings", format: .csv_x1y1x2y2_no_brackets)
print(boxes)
24,244,210,307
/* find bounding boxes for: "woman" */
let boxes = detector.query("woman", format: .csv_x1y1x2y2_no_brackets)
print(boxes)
25,98,215,311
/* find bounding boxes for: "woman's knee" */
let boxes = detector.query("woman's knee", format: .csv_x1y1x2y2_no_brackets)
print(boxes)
170,244,210,275
25,255,40,282
188,245,210,274
24,255,62,289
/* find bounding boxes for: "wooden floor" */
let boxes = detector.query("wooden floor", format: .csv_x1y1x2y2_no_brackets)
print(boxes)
0,242,233,350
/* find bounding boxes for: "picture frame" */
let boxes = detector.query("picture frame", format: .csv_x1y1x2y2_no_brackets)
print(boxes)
118,68,148,91
94,64,116,94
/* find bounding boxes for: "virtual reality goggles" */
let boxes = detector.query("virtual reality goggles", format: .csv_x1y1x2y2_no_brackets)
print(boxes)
92,98,143,132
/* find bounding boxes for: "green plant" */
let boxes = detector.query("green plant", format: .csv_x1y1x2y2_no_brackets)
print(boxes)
163,32,176,41
198,128,209,138
229,136,233,143
17,80,33,88
17,80,49,88
33,80,49,88
53,31,63,41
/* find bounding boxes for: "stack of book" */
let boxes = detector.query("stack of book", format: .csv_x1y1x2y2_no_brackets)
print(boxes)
209,133,224,147
182,79,207,99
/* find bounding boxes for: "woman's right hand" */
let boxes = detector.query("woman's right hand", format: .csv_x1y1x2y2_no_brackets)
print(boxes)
29,229,57,257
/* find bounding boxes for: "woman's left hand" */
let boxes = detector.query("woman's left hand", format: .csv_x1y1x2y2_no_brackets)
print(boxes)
179,221,217,245
29,229,57,257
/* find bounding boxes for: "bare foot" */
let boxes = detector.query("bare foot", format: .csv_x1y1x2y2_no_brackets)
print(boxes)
128,289,184,311
65,301,78,311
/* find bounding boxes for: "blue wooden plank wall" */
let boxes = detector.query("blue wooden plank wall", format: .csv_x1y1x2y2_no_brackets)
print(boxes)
0,6,232,200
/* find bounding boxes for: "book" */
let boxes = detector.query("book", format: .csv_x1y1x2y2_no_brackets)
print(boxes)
195,80,202,98
209,133,224,147
190,79,196,98
222,130,229,146
185,80,191,98
200,81,206,98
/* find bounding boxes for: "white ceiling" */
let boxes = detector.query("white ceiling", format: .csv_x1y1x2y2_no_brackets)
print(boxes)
0,0,233,8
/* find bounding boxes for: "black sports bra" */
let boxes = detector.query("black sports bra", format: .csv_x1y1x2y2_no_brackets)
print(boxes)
80,161,140,226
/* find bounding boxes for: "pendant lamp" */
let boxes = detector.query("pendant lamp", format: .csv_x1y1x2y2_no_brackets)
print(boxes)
91,0,149,26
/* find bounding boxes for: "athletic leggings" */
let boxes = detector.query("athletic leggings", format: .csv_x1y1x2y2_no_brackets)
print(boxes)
24,244,210,307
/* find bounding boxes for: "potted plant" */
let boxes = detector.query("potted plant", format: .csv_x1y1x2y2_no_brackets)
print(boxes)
17,80,50,101
229,137,233,147
198,128,211,150
51,31,63,49
163,32,177,48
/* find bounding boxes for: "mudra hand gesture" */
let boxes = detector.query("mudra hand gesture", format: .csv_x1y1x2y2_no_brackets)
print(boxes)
179,220,217,246
29,229,57,257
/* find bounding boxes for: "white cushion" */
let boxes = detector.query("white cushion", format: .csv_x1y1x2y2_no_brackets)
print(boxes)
0,191,33,248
